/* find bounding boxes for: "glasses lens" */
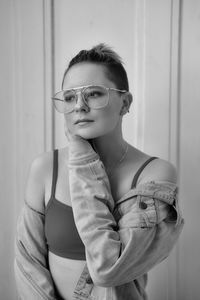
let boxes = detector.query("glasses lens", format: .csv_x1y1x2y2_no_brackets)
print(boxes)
52,86,109,113
53,90,76,113
83,86,108,109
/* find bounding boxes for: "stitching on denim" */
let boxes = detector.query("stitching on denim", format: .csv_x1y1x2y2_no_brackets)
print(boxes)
73,263,88,293
154,199,159,223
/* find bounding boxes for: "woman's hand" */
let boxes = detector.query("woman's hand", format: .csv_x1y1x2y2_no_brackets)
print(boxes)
64,123,97,158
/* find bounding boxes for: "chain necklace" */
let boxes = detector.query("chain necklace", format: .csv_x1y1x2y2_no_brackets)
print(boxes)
93,142,129,178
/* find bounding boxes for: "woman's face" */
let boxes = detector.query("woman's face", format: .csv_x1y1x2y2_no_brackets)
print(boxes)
63,62,124,140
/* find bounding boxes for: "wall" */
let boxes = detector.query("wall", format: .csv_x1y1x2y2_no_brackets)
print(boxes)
0,0,200,299
53,0,137,148
0,0,53,299
178,0,200,297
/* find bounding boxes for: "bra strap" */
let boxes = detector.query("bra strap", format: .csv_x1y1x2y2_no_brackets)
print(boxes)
131,157,158,189
50,149,58,198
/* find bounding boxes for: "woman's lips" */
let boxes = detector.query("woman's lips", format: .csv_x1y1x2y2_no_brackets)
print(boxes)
75,120,94,126
75,119,94,124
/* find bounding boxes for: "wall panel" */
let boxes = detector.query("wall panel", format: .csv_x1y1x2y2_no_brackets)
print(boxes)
136,1,181,299
178,0,200,298
0,2,16,298
0,0,53,298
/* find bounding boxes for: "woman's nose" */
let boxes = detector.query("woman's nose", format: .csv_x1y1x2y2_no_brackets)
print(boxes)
74,91,90,112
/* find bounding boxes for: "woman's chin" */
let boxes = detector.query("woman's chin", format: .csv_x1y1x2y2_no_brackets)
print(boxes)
75,128,104,140
76,132,99,140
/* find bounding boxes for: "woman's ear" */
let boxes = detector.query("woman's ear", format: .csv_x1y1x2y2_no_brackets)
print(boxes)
120,92,133,116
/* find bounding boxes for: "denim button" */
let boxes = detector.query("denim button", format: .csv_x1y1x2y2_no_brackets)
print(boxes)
139,201,148,209
86,276,93,284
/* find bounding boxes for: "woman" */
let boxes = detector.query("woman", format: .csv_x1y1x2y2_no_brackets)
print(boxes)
15,44,184,300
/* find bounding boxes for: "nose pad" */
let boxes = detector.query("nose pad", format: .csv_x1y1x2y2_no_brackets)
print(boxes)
74,91,89,112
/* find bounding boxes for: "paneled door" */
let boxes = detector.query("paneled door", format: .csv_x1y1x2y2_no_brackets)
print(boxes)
1,0,199,299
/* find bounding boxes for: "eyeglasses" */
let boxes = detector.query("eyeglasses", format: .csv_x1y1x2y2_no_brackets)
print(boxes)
52,85,127,114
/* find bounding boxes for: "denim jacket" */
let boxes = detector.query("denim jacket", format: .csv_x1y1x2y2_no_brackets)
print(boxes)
14,138,184,300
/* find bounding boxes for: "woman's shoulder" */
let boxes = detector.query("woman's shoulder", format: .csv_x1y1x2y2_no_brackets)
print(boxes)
27,150,53,180
128,146,177,185
25,147,69,212
138,154,177,185
28,146,69,172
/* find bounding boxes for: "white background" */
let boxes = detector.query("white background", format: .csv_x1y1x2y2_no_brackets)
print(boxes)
0,0,200,299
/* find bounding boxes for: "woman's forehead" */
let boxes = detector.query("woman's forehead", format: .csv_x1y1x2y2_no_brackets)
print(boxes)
63,62,115,89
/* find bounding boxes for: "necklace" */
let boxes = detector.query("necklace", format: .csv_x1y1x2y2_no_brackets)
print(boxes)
93,142,129,178
107,143,129,178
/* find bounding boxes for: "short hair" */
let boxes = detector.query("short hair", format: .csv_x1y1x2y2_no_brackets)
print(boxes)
62,43,129,91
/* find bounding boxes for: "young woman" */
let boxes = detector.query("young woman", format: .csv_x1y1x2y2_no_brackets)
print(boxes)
15,44,184,300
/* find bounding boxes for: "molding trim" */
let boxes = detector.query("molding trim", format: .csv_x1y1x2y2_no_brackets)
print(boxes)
43,0,55,151
168,1,182,299
168,0,182,167
134,0,182,298
134,0,146,150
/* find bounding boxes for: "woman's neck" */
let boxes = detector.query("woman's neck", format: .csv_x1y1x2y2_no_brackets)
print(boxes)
90,131,128,170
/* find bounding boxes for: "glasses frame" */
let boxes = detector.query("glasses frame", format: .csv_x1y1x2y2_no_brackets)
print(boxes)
52,84,127,114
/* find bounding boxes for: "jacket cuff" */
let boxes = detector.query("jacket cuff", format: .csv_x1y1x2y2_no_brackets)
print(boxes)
68,138,99,165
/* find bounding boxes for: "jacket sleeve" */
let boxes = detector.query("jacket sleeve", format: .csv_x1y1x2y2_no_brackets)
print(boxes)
68,138,185,287
14,202,60,300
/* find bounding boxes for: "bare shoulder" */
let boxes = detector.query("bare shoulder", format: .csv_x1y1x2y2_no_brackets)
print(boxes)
25,150,54,213
138,157,177,185
25,146,69,212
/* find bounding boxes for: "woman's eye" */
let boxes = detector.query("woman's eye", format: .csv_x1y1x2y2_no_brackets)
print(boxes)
63,94,75,102
90,92,99,97
87,91,102,98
